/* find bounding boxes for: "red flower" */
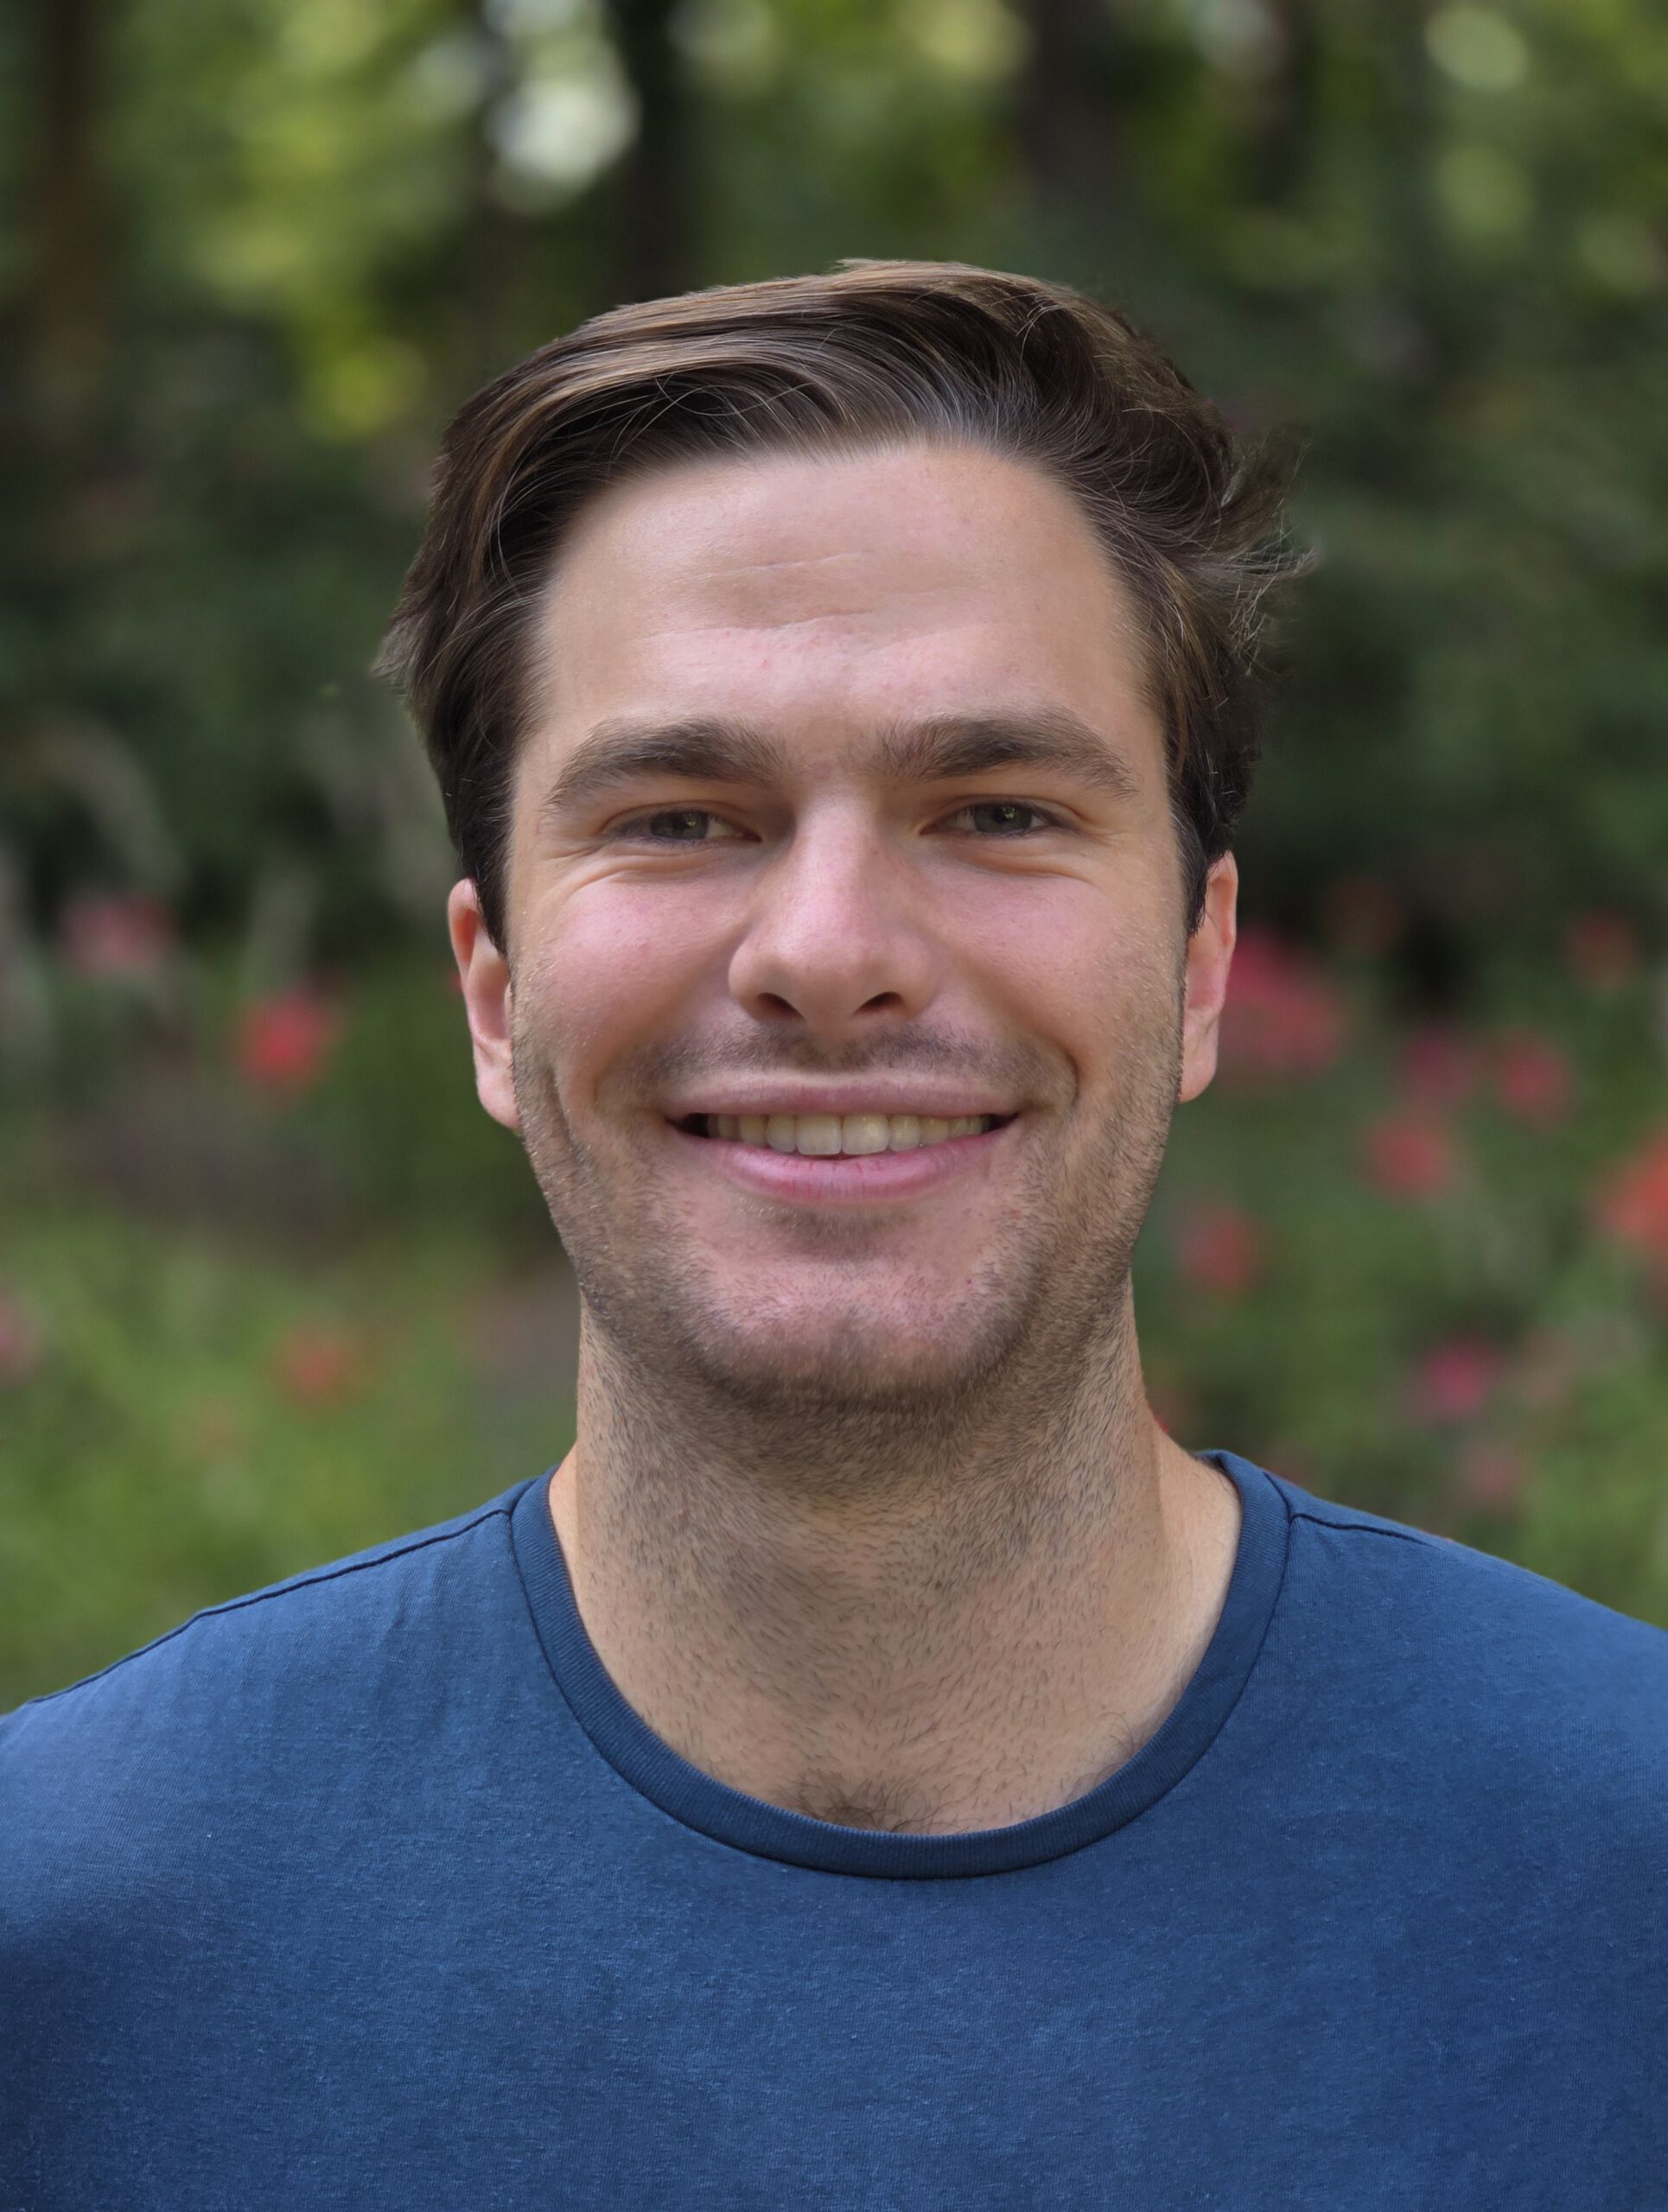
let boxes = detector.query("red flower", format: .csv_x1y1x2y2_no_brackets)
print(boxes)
236,988,344,1095
1400,1027,1483,1111
271,1325,362,1407
1364,1114,1456,1197
60,893,172,979
1566,912,1639,993
1493,1029,1574,1127
1175,1204,1264,1297
1409,1338,1502,1424
1595,1132,1668,1262
1219,929,1347,1084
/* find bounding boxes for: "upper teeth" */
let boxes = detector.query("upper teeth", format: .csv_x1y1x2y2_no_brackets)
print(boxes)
703,1113,996,1155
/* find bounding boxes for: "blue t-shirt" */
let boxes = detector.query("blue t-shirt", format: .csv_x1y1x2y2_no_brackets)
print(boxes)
4,1450,1666,2209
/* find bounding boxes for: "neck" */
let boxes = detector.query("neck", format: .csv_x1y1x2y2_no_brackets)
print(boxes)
548,1290,1241,1834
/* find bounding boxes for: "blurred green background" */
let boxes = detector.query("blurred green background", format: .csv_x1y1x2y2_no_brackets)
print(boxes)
3,0,1667,1708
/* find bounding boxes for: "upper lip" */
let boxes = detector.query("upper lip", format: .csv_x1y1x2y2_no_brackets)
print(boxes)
662,1086,1020,1120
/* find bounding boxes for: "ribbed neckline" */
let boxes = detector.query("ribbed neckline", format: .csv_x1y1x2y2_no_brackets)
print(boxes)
510,1448,1291,1879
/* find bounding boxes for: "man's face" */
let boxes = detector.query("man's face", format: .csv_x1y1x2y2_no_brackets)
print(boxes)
451,442,1237,1407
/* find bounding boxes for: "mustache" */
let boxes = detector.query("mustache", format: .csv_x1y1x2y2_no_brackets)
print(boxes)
609,1027,1073,1102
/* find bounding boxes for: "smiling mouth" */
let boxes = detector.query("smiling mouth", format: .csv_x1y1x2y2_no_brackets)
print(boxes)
675,1112,1013,1157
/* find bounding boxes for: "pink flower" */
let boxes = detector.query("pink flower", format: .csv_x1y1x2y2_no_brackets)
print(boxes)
1364,1114,1456,1198
271,1325,363,1407
1493,1029,1574,1127
1567,912,1639,993
1457,1440,1528,1513
1400,1027,1483,1111
236,988,345,1096
1175,1204,1264,1297
1219,929,1347,1084
59,893,172,979
1595,1132,1668,1262
1409,1338,1502,1424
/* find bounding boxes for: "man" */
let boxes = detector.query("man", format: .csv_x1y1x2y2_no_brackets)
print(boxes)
4,261,1665,2207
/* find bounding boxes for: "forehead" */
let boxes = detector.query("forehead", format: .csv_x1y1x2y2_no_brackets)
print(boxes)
526,442,1159,773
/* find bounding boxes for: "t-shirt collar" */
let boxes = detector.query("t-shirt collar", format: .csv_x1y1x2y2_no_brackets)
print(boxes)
510,1446,1291,1878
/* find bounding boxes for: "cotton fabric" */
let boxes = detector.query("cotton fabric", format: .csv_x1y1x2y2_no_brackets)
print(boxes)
4,1451,1665,2208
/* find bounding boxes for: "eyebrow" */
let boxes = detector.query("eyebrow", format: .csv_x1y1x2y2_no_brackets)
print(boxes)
538,707,1144,823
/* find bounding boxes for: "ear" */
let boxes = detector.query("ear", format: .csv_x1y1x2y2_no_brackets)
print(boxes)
1178,853,1238,1105
447,879,520,1133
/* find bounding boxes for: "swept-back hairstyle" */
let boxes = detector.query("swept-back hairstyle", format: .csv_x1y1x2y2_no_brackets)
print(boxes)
378,259,1304,956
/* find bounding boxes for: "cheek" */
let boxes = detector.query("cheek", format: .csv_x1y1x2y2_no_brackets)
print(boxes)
952,876,1169,1087
518,880,731,1090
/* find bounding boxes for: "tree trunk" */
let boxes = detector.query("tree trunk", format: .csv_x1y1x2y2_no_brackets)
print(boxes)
611,0,697,302
1244,0,1319,207
1016,0,1124,245
32,0,106,424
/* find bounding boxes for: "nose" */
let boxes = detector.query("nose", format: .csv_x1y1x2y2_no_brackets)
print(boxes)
727,802,942,1036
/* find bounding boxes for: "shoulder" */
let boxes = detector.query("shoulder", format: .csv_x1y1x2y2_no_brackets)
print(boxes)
0,1478,552,2075
1246,1455,1668,1816
0,1478,538,1822
1271,1465,1668,1686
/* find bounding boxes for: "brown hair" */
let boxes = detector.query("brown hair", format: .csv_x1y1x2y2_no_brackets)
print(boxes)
378,258,1303,956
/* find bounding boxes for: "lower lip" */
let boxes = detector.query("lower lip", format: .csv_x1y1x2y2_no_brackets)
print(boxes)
665,1118,1017,1203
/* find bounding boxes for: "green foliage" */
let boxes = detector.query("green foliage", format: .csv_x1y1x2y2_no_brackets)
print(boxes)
3,934,1665,1711
0,956,580,1711
0,1200,576,1710
7,0,1668,959
2,0,1666,1693
1137,931,1668,1622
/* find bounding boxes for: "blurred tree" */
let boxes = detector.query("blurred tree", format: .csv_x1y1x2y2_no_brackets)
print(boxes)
1016,0,1125,245
3,0,1668,1686
611,0,699,298
0,0,1664,988
32,0,106,417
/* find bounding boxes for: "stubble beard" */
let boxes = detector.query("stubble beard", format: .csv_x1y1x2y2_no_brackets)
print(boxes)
507,986,1186,1511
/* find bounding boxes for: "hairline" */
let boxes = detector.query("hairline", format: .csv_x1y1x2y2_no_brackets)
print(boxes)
380,265,1300,962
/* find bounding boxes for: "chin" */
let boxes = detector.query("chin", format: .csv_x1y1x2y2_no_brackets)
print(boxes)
672,1284,1029,1409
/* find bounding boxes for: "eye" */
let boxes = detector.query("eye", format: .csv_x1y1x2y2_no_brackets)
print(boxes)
617,808,748,844
940,800,1060,837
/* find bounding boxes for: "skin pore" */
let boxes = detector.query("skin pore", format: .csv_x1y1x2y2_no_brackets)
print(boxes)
449,440,1244,1834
